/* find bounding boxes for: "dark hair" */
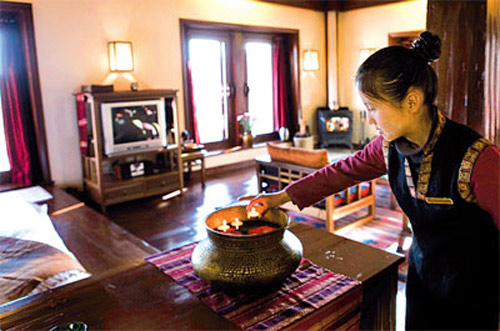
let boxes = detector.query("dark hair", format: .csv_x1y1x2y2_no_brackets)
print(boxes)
355,31,441,107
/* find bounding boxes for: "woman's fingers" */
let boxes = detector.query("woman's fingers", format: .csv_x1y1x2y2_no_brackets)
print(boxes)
237,195,255,201
246,196,269,218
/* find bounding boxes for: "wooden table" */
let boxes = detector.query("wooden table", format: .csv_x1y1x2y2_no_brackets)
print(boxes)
182,150,206,186
0,189,403,330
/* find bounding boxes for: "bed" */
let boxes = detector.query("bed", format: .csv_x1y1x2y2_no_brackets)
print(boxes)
0,195,90,304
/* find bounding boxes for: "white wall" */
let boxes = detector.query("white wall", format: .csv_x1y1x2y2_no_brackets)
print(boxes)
335,0,427,143
7,0,327,187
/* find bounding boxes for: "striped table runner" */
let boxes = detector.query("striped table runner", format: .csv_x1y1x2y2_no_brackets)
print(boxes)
146,242,361,330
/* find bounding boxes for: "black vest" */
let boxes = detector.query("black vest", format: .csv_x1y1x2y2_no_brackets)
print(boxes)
386,115,499,302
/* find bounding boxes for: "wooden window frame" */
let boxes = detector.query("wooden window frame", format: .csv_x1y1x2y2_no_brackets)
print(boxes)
0,2,51,186
180,19,300,151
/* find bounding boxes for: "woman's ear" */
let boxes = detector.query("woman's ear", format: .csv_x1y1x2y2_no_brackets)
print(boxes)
405,88,424,114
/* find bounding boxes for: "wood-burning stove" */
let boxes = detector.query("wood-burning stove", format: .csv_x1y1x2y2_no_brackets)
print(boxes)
317,107,353,151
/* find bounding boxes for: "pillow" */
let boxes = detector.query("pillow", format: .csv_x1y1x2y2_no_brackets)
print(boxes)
266,143,329,168
0,197,76,259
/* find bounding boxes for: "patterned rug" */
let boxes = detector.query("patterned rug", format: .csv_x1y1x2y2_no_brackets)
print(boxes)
287,183,411,281
146,243,361,330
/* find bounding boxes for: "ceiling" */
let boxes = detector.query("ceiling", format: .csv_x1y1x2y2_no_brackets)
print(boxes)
256,0,408,12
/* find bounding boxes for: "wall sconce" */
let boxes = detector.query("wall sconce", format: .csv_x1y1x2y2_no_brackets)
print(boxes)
108,41,134,72
303,50,319,71
359,48,376,64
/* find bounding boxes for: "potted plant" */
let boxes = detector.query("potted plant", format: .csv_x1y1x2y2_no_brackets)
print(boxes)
238,112,255,148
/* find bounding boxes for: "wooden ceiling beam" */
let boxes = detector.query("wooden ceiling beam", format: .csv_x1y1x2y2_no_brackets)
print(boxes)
255,0,408,12
255,0,328,11
339,0,406,11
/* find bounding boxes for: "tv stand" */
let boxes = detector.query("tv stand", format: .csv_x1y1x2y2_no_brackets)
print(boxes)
75,89,183,212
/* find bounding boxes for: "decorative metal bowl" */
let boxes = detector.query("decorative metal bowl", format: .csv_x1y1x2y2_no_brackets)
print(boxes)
191,204,303,291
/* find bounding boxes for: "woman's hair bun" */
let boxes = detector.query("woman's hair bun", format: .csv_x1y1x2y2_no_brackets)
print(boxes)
411,31,441,63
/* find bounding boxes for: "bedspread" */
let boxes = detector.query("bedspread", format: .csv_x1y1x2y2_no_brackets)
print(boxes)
0,236,89,304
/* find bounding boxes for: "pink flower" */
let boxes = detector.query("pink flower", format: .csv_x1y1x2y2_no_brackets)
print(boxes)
238,112,255,133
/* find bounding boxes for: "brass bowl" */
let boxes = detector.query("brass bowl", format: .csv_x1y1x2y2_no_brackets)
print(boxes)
191,204,303,291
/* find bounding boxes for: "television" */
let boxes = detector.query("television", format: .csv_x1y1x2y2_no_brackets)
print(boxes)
101,99,167,156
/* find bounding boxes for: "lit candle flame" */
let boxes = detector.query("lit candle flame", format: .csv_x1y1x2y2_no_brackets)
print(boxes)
217,219,230,232
231,217,243,228
248,207,260,219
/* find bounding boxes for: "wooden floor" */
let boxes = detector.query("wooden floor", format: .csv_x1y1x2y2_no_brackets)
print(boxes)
106,166,257,252
104,165,408,331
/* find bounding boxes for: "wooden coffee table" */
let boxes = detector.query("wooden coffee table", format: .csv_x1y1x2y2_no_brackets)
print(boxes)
0,189,403,330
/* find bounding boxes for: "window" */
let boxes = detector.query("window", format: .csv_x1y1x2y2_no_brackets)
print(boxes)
0,3,51,186
245,40,274,136
0,95,10,172
181,20,300,151
188,35,231,146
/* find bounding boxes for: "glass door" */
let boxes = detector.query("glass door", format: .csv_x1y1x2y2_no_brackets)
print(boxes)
188,34,231,147
244,40,274,136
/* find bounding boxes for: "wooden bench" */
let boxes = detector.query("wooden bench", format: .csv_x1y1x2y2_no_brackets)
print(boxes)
256,155,375,233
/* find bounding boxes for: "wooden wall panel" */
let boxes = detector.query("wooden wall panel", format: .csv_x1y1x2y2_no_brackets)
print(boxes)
426,0,487,135
485,0,500,144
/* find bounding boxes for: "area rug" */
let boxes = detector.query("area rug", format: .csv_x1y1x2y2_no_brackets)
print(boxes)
287,184,411,281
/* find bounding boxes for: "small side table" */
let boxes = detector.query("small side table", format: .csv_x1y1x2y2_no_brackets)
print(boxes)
181,150,206,186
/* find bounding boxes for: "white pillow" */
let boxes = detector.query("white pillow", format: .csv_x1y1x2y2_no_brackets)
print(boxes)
0,197,76,259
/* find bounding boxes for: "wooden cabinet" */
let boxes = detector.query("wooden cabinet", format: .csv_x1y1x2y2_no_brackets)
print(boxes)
76,89,183,212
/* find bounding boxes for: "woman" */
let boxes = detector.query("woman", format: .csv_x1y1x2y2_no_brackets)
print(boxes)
244,32,499,330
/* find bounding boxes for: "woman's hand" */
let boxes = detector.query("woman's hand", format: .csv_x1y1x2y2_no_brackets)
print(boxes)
238,190,291,219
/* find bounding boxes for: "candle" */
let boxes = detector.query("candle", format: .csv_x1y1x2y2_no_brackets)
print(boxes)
217,219,230,232
248,207,260,219
231,217,243,229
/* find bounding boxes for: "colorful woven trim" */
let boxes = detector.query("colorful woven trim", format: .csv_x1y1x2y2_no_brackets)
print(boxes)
404,158,417,198
410,110,446,200
423,110,446,156
415,153,434,200
458,137,493,203
382,139,390,172
384,110,446,200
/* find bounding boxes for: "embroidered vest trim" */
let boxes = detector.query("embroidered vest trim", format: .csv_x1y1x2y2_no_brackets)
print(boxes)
457,137,493,203
383,110,447,200
382,139,390,171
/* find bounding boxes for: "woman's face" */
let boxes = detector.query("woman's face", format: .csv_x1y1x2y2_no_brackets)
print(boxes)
360,93,411,142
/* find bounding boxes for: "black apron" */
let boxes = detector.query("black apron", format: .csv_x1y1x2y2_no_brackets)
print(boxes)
387,118,499,330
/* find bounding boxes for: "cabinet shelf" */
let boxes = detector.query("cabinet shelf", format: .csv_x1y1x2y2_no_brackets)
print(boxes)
101,145,179,162
102,170,179,187
76,90,183,212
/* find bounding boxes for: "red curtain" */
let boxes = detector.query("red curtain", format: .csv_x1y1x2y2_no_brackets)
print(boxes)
272,37,287,131
0,14,41,186
272,36,298,139
187,60,201,145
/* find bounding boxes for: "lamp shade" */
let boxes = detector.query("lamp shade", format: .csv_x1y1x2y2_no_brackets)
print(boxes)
303,50,319,71
108,41,134,72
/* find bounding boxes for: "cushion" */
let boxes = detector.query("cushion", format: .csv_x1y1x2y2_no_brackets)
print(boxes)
0,236,89,304
266,143,329,169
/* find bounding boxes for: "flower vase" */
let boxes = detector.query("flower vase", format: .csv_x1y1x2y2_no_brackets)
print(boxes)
241,132,254,149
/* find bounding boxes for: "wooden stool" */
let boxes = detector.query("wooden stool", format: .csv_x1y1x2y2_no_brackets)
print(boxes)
181,151,206,186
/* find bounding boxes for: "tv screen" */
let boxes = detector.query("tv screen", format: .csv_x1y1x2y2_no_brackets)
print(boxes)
101,99,167,156
112,104,161,144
